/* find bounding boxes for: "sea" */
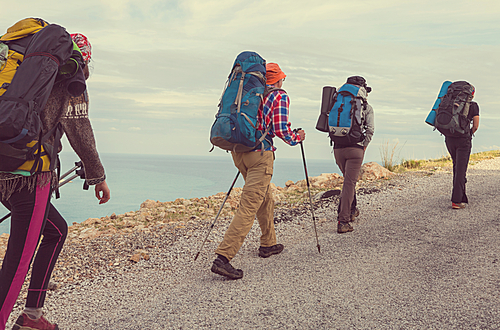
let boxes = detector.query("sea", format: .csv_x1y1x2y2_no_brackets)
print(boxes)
0,152,341,235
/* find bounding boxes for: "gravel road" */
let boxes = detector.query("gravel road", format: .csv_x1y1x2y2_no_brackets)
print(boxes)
6,158,500,329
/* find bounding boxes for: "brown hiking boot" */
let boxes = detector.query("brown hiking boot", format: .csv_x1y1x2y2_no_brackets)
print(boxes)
258,244,284,258
337,221,354,233
211,257,243,280
350,207,360,222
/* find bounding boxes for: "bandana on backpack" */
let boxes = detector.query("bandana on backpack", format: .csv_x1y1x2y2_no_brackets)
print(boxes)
70,33,91,62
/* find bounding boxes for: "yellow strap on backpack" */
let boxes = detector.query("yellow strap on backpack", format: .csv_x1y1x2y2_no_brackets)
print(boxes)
0,49,23,96
0,18,48,41
16,140,51,172
0,18,48,96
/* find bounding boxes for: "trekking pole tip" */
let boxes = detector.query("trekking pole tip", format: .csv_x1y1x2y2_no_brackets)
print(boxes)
317,245,321,253
194,252,200,261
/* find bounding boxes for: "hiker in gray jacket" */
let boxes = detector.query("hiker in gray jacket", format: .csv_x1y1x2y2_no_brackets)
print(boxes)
334,76,374,233
0,33,110,330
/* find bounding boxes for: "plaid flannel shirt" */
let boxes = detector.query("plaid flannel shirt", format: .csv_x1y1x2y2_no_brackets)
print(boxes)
256,88,302,151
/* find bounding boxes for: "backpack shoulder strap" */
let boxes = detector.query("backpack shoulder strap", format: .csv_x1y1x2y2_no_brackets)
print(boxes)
264,87,286,98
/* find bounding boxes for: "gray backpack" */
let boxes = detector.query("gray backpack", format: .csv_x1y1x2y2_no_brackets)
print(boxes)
435,81,475,137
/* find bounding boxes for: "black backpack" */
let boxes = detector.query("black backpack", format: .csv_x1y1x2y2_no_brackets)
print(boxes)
435,81,475,137
0,19,79,173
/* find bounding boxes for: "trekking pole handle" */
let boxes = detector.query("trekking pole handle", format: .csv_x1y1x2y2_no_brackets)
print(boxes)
76,166,89,190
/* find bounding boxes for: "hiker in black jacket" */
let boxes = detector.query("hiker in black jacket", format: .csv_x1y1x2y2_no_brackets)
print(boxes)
445,96,480,209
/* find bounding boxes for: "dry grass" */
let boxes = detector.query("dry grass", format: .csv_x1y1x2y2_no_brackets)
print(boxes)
394,150,500,172
379,140,402,172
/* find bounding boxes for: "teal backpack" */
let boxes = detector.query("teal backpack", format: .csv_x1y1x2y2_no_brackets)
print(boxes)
210,51,268,153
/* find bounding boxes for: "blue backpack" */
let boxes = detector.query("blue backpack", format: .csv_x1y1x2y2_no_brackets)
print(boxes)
328,83,368,145
210,51,268,153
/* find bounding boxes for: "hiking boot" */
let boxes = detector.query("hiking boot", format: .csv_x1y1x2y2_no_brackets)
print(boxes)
337,221,354,233
12,313,59,330
211,257,243,280
452,202,467,209
350,207,360,222
258,244,284,258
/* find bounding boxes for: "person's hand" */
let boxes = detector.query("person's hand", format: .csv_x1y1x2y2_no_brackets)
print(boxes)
298,129,306,141
95,180,110,204
472,115,479,134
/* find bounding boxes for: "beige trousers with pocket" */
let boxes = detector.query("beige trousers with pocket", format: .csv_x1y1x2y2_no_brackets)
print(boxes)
215,150,276,261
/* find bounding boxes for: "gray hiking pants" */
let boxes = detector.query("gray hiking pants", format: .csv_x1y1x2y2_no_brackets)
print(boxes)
334,147,365,223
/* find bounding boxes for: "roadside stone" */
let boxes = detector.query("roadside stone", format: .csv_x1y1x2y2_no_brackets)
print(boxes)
359,162,395,181
314,189,341,201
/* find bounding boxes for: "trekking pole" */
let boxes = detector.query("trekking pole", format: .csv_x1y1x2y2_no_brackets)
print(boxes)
58,161,87,189
194,170,241,261
0,213,10,224
0,161,85,224
296,129,321,253
59,161,82,183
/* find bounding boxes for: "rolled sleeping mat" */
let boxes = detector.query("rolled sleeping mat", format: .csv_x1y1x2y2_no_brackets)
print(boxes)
316,86,336,132
425,81,452,126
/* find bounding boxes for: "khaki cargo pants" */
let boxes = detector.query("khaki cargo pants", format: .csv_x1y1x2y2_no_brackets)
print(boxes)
215,150,276,261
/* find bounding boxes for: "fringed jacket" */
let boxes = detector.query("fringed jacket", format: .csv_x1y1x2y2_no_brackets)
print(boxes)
0,83,106,201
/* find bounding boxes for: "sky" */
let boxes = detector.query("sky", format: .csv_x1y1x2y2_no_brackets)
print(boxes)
2,0,499,162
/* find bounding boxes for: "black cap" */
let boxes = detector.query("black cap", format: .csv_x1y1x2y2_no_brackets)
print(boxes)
347,76,371,93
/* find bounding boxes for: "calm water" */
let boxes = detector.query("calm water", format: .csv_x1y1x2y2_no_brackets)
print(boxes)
0,153,340,234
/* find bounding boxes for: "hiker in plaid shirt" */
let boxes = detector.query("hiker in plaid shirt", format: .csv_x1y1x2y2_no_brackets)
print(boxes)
257,79,303,150
212,63,305,280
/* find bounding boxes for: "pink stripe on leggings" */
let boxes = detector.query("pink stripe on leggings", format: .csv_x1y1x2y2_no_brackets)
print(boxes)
0,181,50,328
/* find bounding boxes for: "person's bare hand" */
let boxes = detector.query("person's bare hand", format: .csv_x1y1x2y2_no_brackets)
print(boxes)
95,180,110,204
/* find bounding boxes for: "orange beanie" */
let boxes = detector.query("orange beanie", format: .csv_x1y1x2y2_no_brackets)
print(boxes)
266,63,286,85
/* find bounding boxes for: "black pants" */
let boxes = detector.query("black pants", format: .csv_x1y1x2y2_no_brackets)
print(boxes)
0,174,67,327
445,136,472,203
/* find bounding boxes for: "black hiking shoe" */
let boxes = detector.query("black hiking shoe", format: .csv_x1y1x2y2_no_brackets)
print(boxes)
337,221,354,233
350,207,360,222
258,244,284,258
211,257,243,280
